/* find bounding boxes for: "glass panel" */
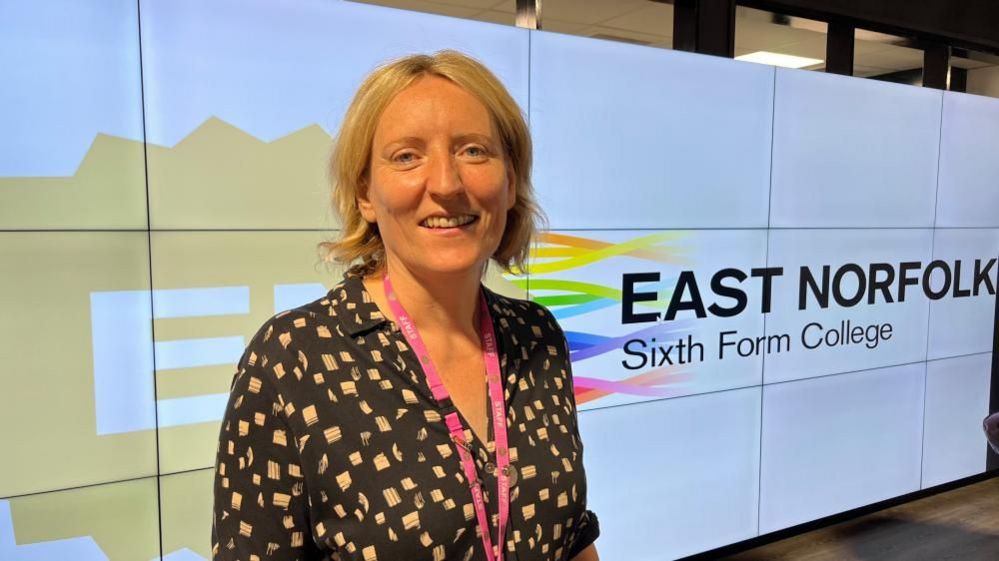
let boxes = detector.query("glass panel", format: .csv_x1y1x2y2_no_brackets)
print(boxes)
0,477,160,560
922,353,992,488
0,0,146,229
0,232,156,496
759,364,924,533
936,92,999,227
770,68,942,228
161,468,215,559
530,31,774,229
579,386,761,559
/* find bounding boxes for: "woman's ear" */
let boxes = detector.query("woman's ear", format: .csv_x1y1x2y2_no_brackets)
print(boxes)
357,177,377,223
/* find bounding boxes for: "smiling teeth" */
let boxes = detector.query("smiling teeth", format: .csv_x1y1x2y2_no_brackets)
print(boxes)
424,215,475,228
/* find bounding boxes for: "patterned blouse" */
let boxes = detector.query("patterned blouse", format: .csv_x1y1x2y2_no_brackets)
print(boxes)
212,273,599,561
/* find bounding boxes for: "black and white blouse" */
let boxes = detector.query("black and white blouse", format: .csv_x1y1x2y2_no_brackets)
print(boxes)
211,272,599,561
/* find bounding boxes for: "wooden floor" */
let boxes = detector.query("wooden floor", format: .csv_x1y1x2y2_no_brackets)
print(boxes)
720,477,999,561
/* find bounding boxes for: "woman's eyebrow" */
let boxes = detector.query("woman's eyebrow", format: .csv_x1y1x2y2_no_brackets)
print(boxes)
383,136,425,147
452,133,496,145
380,134,495,151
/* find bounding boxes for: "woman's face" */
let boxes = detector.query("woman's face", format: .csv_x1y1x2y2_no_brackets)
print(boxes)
359,75,516,279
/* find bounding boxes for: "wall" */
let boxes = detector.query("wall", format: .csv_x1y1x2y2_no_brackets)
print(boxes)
1,1,997,560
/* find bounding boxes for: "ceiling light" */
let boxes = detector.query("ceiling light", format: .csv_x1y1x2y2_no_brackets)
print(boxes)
736,51,824,69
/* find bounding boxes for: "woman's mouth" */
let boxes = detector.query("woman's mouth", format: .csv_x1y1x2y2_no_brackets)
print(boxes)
420,215,478,229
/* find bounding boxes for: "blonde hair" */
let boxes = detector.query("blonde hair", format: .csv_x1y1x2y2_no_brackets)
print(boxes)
321,50,543,275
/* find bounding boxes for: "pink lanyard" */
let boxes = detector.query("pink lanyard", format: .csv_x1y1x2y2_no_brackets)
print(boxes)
383,275,511,561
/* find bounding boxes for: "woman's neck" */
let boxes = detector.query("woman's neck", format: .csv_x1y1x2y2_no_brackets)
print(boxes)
366,260,485,339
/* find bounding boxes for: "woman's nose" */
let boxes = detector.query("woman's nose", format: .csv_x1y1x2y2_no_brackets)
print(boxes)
425,152,463,197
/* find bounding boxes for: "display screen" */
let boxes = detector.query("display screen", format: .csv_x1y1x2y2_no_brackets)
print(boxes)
1,1,996,559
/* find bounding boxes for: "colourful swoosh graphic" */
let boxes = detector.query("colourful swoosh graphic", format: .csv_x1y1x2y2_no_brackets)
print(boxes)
527,232,691,274
566,320,691,362
566,320,695,405
575,367,692,404
511,231,697,405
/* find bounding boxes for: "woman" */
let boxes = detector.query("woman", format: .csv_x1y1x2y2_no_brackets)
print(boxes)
212,50,599,561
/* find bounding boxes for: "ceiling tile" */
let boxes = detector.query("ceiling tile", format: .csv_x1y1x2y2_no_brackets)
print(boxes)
736,20,805,51
583,24,663,47
858,45,924,72
541,0,648,26
435,0,498,8
349,0,482,19
854,65,893,77
769,34,827,60
540,19,592,36
950,58,995,70
490,0,515,13
470,9,515,26
600,2,673,38
855,39,895,56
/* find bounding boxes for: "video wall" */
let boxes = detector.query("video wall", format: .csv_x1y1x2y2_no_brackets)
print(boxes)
1,1,997,560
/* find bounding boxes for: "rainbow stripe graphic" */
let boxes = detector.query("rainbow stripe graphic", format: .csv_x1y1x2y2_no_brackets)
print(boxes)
509,232,697,405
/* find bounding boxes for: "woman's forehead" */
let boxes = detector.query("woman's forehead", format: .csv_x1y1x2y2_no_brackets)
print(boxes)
375,76,496,138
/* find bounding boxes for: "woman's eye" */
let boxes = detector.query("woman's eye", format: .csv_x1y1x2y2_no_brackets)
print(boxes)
463,146,487,158
393,152,416,164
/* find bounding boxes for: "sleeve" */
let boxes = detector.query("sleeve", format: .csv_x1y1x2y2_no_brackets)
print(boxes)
567,510,600,559
211,322,322,561
536,303,601,559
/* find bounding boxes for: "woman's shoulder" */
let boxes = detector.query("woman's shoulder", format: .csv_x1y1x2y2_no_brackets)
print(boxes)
247,273,383,348
239,276,369,368
232,276,380,406
248,287,335,346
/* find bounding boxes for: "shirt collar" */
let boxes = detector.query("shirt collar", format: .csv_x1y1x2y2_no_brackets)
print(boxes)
331,271,520,338
330,273,391,337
